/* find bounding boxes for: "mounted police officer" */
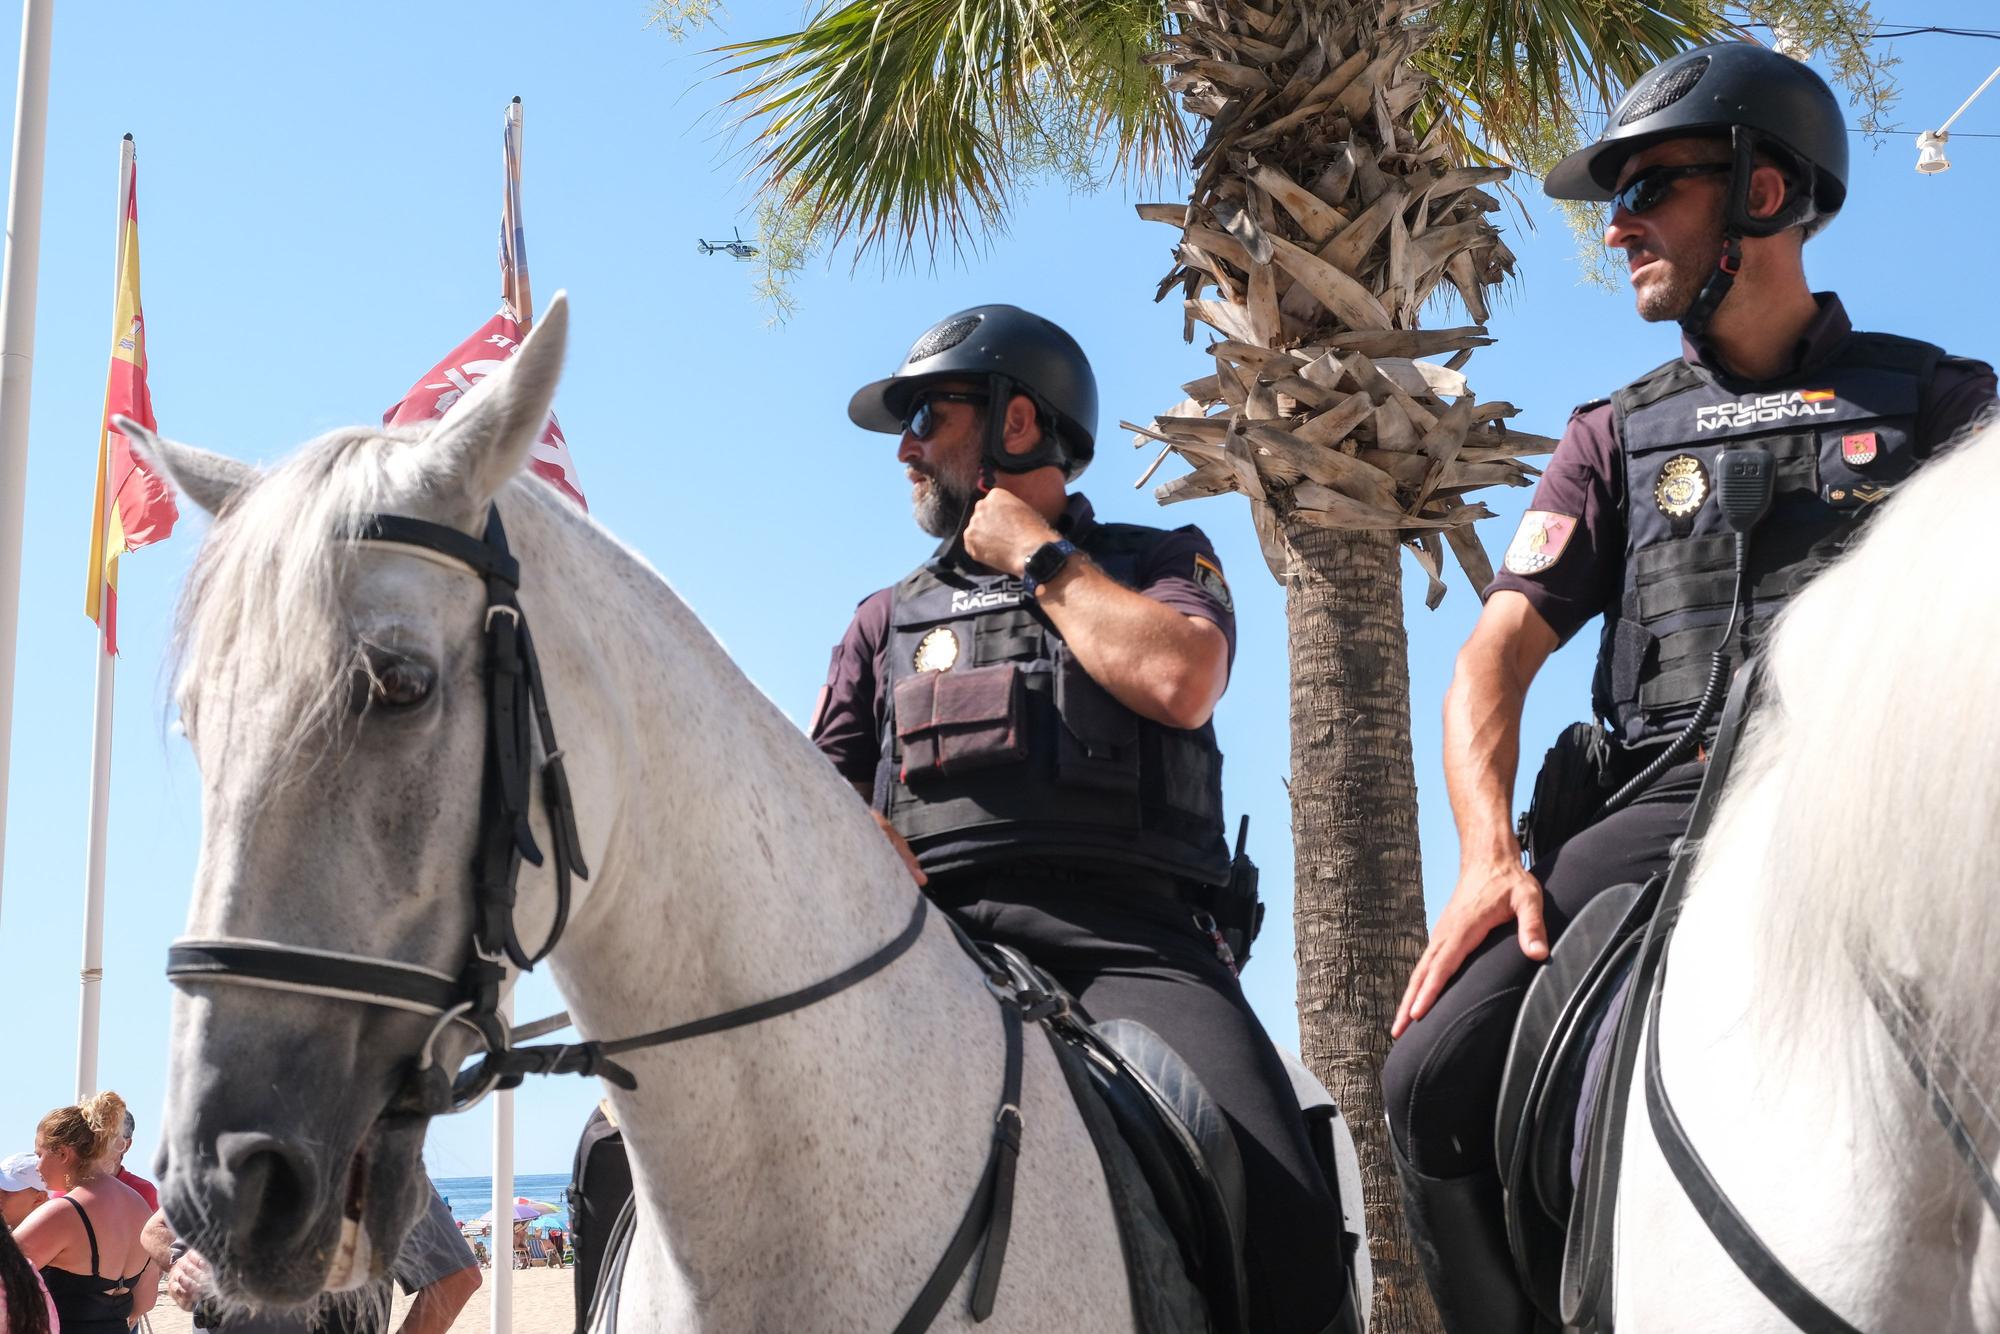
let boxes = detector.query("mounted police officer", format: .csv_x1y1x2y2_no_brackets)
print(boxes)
811,304,1356,1333
1378,43,1996,1333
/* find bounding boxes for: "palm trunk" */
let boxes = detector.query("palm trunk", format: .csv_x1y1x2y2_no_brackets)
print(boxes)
1285,520,1435,1329
1132,4,1554,1328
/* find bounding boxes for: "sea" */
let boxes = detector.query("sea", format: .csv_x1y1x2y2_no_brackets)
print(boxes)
432,1172,575,1228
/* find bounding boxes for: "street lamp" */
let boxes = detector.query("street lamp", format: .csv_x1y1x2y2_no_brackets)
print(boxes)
1917,130,1951,175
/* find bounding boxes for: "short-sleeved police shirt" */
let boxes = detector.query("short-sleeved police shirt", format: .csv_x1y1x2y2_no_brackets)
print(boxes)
1487,293,1997,644
810,492,1237,785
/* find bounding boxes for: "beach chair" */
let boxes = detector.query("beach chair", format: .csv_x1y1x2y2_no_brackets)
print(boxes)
525,1233,548,1267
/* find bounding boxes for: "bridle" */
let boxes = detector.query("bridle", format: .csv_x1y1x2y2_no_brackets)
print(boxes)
165,504,927,1117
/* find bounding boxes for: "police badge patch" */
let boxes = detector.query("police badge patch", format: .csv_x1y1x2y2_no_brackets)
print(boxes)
1192,553,1233,611
1654,454,1709,519
1502,511,1577,576
913,626,960,672
1841,431,1878,466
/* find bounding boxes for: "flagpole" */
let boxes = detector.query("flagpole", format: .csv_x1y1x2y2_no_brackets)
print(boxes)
492,96,525,1334
76,136,134,1099
492,990,515,1334
0,0,56,925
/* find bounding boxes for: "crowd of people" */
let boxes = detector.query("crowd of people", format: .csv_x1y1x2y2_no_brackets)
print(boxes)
0,1094,481,1334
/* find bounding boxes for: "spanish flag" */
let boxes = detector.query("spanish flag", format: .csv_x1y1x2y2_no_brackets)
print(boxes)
84,139,177,655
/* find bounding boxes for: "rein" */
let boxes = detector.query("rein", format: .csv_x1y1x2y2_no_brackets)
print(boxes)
1566,662,2000,1332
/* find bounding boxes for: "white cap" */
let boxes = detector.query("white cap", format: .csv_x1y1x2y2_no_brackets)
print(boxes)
0,1151,45,1192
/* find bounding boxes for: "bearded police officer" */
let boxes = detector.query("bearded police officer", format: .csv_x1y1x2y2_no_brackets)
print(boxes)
1379,44,1995,1332
812,304,1355,1333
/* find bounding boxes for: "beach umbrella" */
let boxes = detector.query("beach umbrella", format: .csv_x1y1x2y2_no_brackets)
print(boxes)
479,1196,560,1222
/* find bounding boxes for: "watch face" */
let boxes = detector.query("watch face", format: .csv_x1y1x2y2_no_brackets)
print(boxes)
1026,540,1071,584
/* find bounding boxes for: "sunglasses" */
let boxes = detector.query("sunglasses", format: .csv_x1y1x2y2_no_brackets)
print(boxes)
902,390,988,441
1611,162,1731,217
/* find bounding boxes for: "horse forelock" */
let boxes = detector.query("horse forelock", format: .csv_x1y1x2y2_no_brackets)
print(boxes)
171,421,565,784
1712,416,2000,1115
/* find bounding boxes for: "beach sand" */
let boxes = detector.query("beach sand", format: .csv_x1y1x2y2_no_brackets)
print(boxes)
145,1263,576,1334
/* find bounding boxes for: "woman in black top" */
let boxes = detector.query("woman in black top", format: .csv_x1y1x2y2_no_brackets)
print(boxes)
13,1092,156,1334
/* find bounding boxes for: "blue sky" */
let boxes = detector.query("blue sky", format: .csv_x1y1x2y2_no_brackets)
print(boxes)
0,2,1993,1178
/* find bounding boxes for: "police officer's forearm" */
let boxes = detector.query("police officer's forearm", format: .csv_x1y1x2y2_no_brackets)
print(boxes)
1035,562,1228,729
1443,593,1557,868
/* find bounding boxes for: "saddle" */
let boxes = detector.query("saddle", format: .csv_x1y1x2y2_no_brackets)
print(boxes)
984,944,1251,1334
1494,876,1658,1321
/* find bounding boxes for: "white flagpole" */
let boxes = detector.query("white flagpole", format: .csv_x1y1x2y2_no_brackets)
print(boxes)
76,137,133,1099
492,990,515,1334
0,0,56,925
491,97,525,1334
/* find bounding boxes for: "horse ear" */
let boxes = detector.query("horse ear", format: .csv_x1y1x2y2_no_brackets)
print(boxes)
114,417,258,516
418,291,569,512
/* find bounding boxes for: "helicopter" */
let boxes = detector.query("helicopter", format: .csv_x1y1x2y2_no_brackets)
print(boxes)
697,228,759,261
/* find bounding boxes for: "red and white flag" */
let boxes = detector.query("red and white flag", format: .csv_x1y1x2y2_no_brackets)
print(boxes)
383,98,585,509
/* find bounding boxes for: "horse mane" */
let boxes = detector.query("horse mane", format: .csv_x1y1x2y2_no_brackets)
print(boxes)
1711,415,2000,1082
172,423,572,782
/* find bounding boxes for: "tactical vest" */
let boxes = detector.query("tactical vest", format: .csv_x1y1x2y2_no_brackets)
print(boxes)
874,522,1230,887
1597,331,1941,744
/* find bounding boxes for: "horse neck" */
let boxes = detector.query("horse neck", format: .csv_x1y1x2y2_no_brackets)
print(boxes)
1663,731,1997,1314
505,493,1002,1315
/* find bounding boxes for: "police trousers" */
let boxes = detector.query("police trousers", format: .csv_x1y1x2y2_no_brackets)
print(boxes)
1381,760,1704,1179
932,868,1349,1334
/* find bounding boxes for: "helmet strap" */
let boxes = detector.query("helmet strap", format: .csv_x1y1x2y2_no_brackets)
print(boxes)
981,374,1071,478
1678,230,1742,349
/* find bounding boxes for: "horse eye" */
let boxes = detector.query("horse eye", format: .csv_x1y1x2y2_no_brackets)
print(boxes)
350,655,435,713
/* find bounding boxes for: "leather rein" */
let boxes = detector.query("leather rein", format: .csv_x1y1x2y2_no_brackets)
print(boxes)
1568,663,2000,1333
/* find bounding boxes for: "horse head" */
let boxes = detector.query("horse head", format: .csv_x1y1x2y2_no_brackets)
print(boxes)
137,297,600,1306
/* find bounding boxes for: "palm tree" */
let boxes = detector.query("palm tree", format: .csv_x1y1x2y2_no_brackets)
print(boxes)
688,1,1888,1324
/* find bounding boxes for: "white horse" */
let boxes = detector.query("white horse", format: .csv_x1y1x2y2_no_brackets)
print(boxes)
1609,418,2000,1330
139,296,1361,1331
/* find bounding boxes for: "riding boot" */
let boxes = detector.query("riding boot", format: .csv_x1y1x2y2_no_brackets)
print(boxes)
1391,1138,1553,1334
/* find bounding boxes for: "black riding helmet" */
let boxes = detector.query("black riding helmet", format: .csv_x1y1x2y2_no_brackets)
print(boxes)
848,304,1099,480
1545,43,1849,341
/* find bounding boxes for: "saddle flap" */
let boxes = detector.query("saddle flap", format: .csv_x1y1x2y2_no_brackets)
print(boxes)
1494,879,1649,1317
1082,1017,1252,1334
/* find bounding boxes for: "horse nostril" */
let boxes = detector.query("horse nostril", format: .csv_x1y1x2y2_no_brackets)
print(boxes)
215,1132,320,1251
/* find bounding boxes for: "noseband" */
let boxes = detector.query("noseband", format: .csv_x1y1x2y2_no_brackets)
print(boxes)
165,503,927,1115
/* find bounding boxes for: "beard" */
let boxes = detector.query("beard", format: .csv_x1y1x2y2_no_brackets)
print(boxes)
911,461,979,538
1631,230,1725,323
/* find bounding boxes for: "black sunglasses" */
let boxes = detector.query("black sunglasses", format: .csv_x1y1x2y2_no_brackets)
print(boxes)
1611,162,1731,217
902,390,988,441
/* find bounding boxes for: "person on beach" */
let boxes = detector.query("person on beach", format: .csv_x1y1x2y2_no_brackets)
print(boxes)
13,1092,157,1334
814,305,1356,1334
144,1180,478,1334
0,1155,47,1229
99,1113,156,1215
0,1222,55,1334
1380,44,1997,1333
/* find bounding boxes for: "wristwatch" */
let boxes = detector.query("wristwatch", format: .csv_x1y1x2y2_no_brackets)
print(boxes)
1021,539,1078,597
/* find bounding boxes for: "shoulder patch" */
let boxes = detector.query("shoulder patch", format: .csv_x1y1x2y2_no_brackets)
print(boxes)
1192,552,1233,611
1502,511,1579,577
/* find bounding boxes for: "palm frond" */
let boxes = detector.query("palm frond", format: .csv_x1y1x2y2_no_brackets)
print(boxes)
716,0,1187,261
1415,0,1736,170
